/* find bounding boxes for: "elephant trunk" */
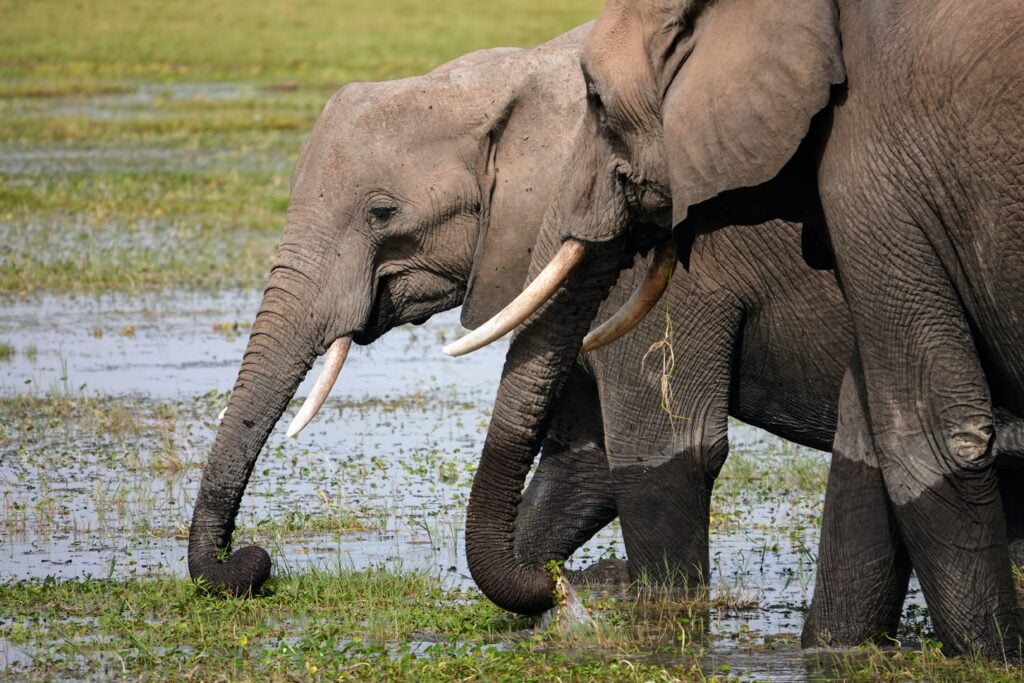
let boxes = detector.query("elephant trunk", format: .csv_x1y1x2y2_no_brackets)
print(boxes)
465,234,629,614
188,255,324,596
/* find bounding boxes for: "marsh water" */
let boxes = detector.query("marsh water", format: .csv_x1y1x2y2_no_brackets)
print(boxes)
0,291,929,680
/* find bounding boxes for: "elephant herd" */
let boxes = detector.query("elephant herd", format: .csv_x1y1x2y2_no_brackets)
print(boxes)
188,0,1024,660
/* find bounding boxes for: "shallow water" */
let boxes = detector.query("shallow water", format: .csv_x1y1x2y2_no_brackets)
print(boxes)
0,292,509,579
0,291,498,399
0,292,929,679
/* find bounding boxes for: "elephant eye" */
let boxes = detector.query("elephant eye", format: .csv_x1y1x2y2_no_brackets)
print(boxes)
367,204,398,225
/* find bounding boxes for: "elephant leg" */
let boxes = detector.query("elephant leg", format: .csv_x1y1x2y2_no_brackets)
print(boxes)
599,297,739,587
830,226,1021,658
998,460,1024,573
514,363,617,568
993,408,1024,570
803,362,912,648
611,450,720,587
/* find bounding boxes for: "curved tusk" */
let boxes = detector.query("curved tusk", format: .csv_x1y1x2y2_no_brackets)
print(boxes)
580,240,676,353
217,405,227,421
286,336,352,438
443,239,586,357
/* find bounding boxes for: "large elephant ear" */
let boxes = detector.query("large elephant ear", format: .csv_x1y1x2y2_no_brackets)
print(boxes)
659,0,845,227
460,48,587,329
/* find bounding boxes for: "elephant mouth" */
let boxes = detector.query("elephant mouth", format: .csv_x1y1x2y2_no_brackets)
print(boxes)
355,273,465,345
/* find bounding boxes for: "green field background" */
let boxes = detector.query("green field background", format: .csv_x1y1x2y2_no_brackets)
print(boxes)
0,0,602,84
0,1,602,294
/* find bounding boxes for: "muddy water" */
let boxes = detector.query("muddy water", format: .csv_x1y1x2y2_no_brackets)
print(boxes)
0,292,926,680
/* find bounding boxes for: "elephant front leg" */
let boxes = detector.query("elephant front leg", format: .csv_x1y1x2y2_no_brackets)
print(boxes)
600,302,737,588
514,365,617,570
803,362,912,648
611,451,720,587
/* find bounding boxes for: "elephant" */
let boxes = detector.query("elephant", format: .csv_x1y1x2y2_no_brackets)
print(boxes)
514,217,852,585
454,0,1024,659
186,25,598,597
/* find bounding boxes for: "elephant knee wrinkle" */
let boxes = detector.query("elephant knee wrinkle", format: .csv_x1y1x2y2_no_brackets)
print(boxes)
947,419,996,469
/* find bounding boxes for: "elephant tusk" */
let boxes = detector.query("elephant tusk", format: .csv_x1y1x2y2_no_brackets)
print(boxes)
580,240,677,353
217,405,227,421
443,239,586,357
286,336,352,438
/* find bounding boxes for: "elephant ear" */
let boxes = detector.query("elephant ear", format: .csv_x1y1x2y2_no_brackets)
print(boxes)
460,50,587,329
659,0,845,228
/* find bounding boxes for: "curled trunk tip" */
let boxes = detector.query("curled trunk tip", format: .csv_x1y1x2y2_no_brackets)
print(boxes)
189,535,272,597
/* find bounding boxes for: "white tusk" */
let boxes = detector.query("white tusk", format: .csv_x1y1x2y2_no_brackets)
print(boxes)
286,337,352,438
443,240,586,357
217,405,227,421
580,240,676,353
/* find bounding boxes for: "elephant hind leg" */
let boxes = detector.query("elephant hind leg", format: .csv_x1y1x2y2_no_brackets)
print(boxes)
990,408,1024,571
998,459,1024,575
830,219,1021,658
804,362,911,649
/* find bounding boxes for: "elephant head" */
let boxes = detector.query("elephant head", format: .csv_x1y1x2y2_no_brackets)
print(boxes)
455,0,846,614
187,25,595,596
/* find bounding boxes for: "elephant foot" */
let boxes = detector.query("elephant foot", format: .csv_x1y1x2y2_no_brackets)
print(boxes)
565,558,632,586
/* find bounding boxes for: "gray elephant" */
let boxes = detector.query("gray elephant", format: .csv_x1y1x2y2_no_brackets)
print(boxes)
514,217,852,584
186,26,596,596
455,0,1024,659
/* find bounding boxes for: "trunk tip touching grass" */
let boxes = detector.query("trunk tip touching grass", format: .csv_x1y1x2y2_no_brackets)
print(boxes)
191,545,272,598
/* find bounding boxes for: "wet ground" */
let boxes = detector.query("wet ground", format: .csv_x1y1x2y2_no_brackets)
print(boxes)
0,292,930,680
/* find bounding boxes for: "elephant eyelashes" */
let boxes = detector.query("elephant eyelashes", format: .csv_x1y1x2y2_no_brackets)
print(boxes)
367,204,398,226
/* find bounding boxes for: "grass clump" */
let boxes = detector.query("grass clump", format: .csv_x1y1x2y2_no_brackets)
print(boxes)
0,340,13,361
810,641,1024,682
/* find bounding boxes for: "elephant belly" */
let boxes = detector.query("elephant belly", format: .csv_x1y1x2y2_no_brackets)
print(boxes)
730,301,850,452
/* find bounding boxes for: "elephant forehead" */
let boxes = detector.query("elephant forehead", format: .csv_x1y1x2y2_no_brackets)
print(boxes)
294,93,473,187
316,80,473,157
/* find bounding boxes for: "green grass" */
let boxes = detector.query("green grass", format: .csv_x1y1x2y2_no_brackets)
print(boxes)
0,570,698,681
0,0,600,294
0,0,601,86
1,571,1021,681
